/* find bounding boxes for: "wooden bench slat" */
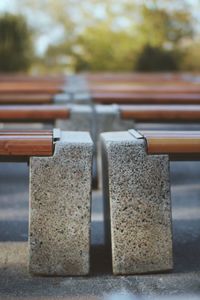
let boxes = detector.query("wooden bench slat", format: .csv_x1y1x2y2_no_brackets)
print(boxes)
0,131,53,156
86,73,191,83
92,92,200,104
0,74,65,83
0,84,62,94
0,94,53,104
141,131,200,154
120,105,200,122
90,85,200,94
0,130,53,135
0,105,70,122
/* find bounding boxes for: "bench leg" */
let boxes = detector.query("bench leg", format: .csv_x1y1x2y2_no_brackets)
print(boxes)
56,104,134,138
29,131,93,276
101,131,173,275
95,104,135,188
95,104,135,136
55,105,93,134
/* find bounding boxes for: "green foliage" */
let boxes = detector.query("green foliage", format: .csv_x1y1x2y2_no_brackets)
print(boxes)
180,42,200,71
73,24,137,71
18,0,196,72
44,2,194,72
0,13,33,72
137,5,193,48
135,45,178,71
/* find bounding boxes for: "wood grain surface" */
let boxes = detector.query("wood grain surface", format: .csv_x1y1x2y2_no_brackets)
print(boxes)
92,92,200,104
120,105,200,122
141,130,200,154
0,105,70,122
0,130,53,156
0,94,53,104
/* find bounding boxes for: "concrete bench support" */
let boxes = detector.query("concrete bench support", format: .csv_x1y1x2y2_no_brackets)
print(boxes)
54,92,91,105
55,104,134,140
95,104,135,137
29,131,93,276
54,74,91,105
55,105,93,134
101,130,173,275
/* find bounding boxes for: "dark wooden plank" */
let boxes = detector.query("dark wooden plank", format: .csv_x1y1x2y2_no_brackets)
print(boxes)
86,72,191,83
90,85,200,94
92,92,200,104
0,131,53,156
0,83,63,94
0,74,65,83
0,94,53,104
120,105,200,122
141,131,200,155
0,130,52,135
0,105,70,122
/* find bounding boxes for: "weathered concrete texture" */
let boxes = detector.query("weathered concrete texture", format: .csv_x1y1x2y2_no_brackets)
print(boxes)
56,105,94,136
95,105,135,189
95,105,135,138
29,131,93,276
63,74,89,94
73,92,92,104
54,75,91,104
53,93,71,104
54,92,91,105
1,135,200,298
56,104,134,141
101,131,173,275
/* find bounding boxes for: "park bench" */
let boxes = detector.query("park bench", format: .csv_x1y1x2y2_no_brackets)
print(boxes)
0,105,70,122
1,73,200,105
2,91,200,105
0,74,65,83
85,72,197,84
101,129,200,275
0,82,63,94
92,92,200,105
89,84,200,94
0,129,93,275
0,104,94,136
119,104,200,122
2,104,200,144
0,74,89,105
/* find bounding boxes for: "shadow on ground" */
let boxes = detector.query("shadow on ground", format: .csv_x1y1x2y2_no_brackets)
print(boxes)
0,161,200,299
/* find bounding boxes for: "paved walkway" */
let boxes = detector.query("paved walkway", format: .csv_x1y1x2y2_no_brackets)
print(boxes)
0,161,200,299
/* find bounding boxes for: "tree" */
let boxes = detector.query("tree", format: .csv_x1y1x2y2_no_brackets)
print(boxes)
16,0,196,72
135,45,178,71
73,24,137,71
137,4,193,49
0,13,33,72
180,42,200,71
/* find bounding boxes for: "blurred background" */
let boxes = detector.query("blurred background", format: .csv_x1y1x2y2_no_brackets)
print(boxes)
0,0,200,74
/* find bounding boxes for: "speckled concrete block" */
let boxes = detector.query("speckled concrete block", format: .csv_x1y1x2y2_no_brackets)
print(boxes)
55,105,94,136
54,74,91,104
54,92,91,105
101,130,173,275
73,92,92,104
56,104,134,140
29,131,93,276
95,105,135,138
96,105,135,188
53,93,71,104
